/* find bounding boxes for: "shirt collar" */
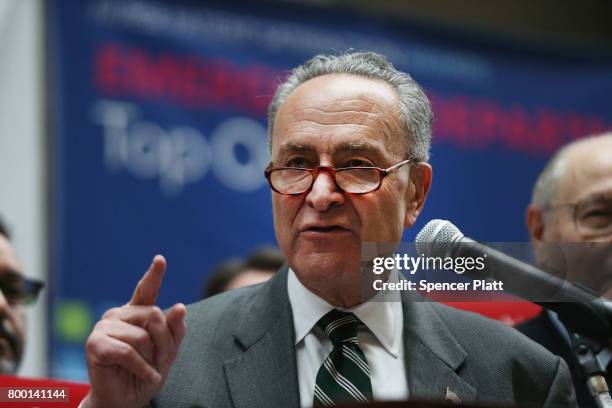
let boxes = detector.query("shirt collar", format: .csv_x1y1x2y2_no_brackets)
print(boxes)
287,267,402,357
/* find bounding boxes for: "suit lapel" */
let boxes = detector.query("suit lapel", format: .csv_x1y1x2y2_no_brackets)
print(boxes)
402,296,477,404
223,268,478,407
223,265,300,408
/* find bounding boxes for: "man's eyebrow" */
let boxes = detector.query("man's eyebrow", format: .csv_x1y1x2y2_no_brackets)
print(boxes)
582,192,612,205
0,269,25,283
277,142,316,155
337,141,383,154
276,141,388,158
0,268,23,277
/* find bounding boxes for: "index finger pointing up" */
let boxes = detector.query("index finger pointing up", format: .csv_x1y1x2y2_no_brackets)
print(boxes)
129,255,167,306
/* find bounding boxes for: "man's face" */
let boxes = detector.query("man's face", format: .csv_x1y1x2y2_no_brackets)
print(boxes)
0,235,26,373
270,74,430,301
529,137,612,295
543,139,612,243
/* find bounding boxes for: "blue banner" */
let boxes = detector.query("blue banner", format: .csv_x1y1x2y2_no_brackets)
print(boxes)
48,0,612,379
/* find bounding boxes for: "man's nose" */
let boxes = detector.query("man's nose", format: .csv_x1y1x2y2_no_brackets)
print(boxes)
305,169,345,211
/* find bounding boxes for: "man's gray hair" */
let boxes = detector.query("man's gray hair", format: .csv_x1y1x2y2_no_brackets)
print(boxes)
531,150,567,209
532,132,612,209
267,52,432,161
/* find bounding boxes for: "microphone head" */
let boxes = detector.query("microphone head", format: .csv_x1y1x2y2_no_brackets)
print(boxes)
415,219,464,256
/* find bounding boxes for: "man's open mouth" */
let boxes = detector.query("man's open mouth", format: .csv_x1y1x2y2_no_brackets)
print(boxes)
304,226,349,233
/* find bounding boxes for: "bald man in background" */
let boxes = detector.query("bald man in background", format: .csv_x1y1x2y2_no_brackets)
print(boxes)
517,132,612,407
202,247,284,299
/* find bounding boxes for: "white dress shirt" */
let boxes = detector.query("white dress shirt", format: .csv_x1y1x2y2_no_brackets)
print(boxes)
287,268,408,408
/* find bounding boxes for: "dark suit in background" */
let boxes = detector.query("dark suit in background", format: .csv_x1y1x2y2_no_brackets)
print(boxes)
517,312,601,408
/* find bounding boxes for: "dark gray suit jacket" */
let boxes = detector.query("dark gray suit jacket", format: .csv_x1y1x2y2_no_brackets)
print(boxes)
152,266,576,407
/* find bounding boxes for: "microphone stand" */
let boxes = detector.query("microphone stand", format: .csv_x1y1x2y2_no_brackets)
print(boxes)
532,295,612,407
529,297,612,407
460,240,612,406
567,330,612,408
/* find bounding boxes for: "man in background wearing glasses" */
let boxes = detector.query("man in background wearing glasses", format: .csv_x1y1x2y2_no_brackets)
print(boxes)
518,132,612,408
0,217,44,374
81,52,576,408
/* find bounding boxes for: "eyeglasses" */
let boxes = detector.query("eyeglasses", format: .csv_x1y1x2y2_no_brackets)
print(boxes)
264,158,416,195
544,193,612,239
0,271,45,306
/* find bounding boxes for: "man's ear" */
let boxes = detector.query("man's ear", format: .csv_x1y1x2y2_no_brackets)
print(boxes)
526,204,548,262
404,162,432,228
526,205,545,243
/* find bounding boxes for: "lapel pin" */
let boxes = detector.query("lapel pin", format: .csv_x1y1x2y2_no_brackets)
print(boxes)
446,386,462,405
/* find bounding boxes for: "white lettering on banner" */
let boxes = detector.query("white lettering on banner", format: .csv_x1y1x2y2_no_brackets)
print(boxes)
90,99,269,196
159,126,212,196
211,117,269,192
127,121,163,179
91,100,136,171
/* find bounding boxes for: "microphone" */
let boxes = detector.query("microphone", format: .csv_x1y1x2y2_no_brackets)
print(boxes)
415,219,612,342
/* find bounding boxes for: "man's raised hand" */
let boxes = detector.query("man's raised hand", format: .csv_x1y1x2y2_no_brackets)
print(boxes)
82,255,187,408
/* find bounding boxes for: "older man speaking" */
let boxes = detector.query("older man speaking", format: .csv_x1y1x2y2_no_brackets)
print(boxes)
80,52,576,408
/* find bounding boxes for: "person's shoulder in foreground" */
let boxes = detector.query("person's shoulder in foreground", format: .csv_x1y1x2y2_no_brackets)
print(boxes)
152,267,576,408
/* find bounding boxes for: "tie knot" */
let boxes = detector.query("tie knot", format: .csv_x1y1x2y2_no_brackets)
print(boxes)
317,310,360,345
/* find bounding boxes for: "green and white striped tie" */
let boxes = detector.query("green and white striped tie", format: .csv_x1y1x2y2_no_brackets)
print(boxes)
313,310,373,406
